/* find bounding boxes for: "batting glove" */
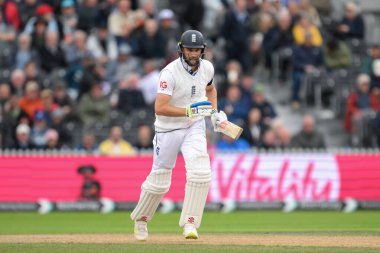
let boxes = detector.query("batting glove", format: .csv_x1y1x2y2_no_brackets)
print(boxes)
186,101,213,117
211,110,228,132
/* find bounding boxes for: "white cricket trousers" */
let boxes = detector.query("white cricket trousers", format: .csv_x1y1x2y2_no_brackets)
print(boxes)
152,119,207,170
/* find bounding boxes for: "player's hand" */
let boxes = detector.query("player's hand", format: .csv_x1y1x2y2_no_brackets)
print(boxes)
211,110,228,132
186,101,213,117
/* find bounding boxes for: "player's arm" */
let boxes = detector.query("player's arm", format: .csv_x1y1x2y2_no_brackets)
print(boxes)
155,93,187,117
205,84,217,110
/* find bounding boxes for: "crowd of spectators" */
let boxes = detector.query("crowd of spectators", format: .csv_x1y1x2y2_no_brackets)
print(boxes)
0,0,379,152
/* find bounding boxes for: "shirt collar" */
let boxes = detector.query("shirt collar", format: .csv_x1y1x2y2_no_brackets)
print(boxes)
180,57,200,76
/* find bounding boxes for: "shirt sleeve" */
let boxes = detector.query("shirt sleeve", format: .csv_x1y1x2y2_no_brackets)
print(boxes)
157,69,175,96
205,60,215,86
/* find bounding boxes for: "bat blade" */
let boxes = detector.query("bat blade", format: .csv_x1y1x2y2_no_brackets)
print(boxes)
218,121,243,140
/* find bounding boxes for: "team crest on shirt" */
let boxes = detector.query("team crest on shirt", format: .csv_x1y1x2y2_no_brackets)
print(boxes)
191,85,196,97
156,146,160,156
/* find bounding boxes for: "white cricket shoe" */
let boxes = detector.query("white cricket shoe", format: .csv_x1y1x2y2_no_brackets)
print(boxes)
134,221,148,241
183,223,198,239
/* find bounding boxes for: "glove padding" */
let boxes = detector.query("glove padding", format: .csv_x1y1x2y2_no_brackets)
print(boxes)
186,101,213,117
211,110,228,132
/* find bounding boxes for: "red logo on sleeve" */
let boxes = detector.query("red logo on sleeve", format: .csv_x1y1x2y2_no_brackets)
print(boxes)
160,81,168,89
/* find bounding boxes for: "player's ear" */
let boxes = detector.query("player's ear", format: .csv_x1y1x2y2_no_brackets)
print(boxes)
177,42,183,55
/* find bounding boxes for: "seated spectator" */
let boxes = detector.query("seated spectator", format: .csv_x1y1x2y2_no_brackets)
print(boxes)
219,60,242,98
87,21,118,81
362,43,380,91
0,0,20,31
108,0,135,37
30,17,48,51
31,111,49,148
23,3,58,35
272,119,292,149
44,128,61,150
51,109,73,147
0,11,16,69
216,134,250,151
9,69,26,97
115,21,138,55
249,33,265,72
250,85,277,126
362,45,380,76
371,60,380,91
288,0,301,28
249,0,275,34
78,83,110,128
77,165,101,200
11,124,35,150
18,81,42,120
2,95,29,147
239,75,255,103
99,126,134,155
158,9,181,56
114,43,141,83
52,81,75,119
221,0,251,73
78,62,108,100
116,73,146,115
291,115,326,149
0,83,11,104
134,124,153,152
63,30,93,66
76,133,98,154
263,9,293,81
299,0,321,27
335,2,364,41
323,37,352,71
291,33,323,108
59,0,78,41
76,0,99,33
36,89,59,123
15,33,38,69
292,13,323,47
242,108,268,147
218,85,250,125
138,59,160,106
344,74,380,146
24,61,46,84
38,31,66,73
136,18,166,60
88,21,117,63
97,0,116,25
260,128,277,150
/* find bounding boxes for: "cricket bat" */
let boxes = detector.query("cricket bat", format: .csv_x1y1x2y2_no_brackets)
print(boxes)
217,120,243,140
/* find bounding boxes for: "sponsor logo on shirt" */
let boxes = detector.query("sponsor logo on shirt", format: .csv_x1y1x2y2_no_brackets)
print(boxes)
160,81,167,89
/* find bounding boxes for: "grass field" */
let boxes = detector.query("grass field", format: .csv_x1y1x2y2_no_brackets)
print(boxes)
0,211,379,253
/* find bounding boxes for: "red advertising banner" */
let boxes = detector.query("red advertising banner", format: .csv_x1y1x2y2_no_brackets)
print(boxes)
0,154,379,202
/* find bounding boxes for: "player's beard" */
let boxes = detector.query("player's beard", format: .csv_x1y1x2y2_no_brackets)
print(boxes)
184,55,200,67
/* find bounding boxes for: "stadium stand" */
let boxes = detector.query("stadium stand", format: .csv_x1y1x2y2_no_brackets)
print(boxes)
0,0,379,152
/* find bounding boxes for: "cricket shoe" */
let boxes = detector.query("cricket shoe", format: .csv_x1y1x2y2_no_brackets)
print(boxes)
183,223,198,239
134,221,148,241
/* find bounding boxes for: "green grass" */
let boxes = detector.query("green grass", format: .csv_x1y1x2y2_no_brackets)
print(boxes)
0,244,379,253
0,211,379,253
0,211,379,235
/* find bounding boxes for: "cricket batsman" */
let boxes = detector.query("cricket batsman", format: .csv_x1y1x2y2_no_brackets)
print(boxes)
130,30,228,240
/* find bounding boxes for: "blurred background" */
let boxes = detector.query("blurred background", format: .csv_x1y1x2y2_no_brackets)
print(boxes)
0,0,379,213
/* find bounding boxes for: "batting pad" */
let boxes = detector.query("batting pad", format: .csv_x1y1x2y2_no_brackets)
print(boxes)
130,169,172,222
179,155,211,228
